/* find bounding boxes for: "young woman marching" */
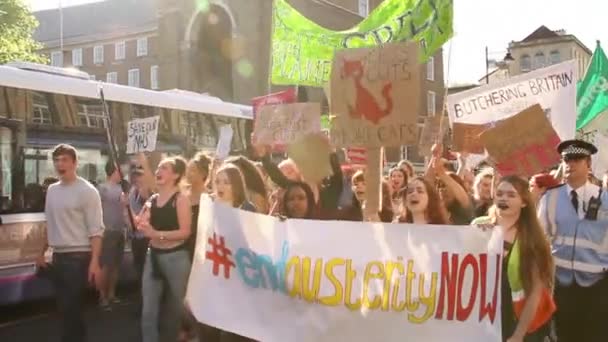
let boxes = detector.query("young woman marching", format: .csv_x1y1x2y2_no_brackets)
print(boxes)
388,167,408,214
473,175,555,342
213,163,257,342
396,176,449,225
214,164,257,213
137,157,192,342
281,181,317,219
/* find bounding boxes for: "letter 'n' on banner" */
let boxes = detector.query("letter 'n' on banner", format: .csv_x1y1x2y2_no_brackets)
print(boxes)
364,147,383,219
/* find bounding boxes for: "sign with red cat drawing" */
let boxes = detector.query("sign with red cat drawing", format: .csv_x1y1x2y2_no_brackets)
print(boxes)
329,42,421,148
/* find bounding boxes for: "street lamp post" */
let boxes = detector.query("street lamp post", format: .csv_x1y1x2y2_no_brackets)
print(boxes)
485,46,515,84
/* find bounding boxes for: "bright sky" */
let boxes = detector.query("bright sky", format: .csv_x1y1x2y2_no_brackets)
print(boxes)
26,0,606,86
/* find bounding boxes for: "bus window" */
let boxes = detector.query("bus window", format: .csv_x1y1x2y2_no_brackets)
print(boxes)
0,127,12,211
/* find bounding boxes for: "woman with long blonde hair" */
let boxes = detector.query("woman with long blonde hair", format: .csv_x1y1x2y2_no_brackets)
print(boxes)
473,175,555,342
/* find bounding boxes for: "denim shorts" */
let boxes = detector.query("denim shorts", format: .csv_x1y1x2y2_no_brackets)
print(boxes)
100,230,125,268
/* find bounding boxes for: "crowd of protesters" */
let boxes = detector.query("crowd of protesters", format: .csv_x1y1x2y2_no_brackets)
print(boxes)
34,137,608,342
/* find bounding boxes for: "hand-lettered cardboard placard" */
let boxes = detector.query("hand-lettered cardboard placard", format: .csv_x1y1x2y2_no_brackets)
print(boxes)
126,116,160,154
419,115,447,157
287,133,333,184
451,122,487,154
480,104,561,177
253,103,321,146
329,42,420,148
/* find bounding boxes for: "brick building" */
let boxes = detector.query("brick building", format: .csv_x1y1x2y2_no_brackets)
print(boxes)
34,0,445,164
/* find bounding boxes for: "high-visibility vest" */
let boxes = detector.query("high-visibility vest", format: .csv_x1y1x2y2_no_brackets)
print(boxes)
542,184,608,286
507,239,556,333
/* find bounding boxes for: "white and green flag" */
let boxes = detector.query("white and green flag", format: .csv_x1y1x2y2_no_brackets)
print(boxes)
577,41,608,133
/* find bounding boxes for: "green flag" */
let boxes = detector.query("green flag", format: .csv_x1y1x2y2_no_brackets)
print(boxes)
271,0,453,87
577,41,608,130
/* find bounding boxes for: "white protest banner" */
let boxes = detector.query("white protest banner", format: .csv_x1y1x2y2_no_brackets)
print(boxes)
215,125,234,160
126,116,160,154
186,197,503,342
447,60,577,141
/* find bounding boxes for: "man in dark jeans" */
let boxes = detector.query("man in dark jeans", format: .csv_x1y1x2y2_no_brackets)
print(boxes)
36,144,104,342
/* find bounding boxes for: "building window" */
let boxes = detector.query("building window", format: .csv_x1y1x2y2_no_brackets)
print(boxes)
550,50,560,65
106,72,118,83
427,91,436,116
426,56,435,81
520,54,531,72
94,45,104,64
51,51,63,67
115,41,126,60
128,69,140,87
71,48,82,66
77,101,105,128
137,37,148,57
32,92,52,125
533,52,546,70
150,65,159,90
358,0,369,16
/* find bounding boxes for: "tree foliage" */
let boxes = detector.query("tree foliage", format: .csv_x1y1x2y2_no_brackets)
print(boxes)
0,0,46,64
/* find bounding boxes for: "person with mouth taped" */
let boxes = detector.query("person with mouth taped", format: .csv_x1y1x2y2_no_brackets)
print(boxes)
396,176,449,224
537,139,608,342
473,176,555,342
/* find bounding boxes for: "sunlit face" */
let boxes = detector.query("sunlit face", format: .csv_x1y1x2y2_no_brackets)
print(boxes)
286,186,309,218
214,171,234,206
279,162,301,182
155,161,178,186
405,179,429,214
563,157,589,183
186,162,205,186
390,170,405,191
53,154,77,180
352,180,366,202
494,181,526,217
478,176,493,201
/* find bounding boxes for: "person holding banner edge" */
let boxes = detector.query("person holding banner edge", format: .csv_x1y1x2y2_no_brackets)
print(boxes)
474,175,555,342
537,139,608,342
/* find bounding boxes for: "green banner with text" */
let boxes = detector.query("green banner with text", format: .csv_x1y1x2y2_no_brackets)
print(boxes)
271,0,453,87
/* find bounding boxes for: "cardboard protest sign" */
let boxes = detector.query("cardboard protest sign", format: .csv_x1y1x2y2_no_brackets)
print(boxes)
480,104,561,177
126,116,160,154
330,42,420,148
253,103,321,146
215,125,234,160
419,115,447,156
447,60,577,141
287,133,333,184
451,122,487,154
187,197,502,342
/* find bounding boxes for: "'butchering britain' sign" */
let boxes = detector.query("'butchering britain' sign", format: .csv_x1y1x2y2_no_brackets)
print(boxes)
126,116,160,154
186,197,503,342
447,60,577,141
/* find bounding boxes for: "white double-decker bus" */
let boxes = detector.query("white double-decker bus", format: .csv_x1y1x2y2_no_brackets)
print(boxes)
0,62,252,305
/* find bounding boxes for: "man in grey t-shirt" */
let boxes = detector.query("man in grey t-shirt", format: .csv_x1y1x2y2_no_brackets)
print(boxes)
98,161,127,310
36,144,103,342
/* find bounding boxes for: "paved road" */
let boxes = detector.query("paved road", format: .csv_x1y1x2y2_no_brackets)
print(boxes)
0,294,141,342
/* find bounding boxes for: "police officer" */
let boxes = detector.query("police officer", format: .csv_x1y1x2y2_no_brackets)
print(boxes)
538,139,608,342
